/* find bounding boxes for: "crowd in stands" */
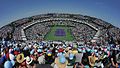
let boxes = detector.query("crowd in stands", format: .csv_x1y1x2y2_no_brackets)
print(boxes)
0,13,120,43
13,18,30,27
0,13,120,68
24,23,50,40
13,27,23,40
93,19,111,28
0,26,13,39
72,23,96,42
23,20,97,42
0,40,120,68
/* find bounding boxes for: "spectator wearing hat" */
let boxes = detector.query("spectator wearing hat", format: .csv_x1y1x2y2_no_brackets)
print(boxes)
88,52,98,68
68,52,75,66
72,48,78,55
4,60,13,68
26,56,35,68
38,54,45,64
54,55,68,68
9,53,16,67
45,50,54,64
16,53,27,68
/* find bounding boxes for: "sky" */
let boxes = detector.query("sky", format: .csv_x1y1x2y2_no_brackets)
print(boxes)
0,0,120,28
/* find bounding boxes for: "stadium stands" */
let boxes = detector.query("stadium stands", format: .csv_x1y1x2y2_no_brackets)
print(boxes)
0,13,120,68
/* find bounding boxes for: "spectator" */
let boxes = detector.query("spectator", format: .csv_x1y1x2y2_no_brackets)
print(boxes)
54,54,68,68
88,52,98,68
